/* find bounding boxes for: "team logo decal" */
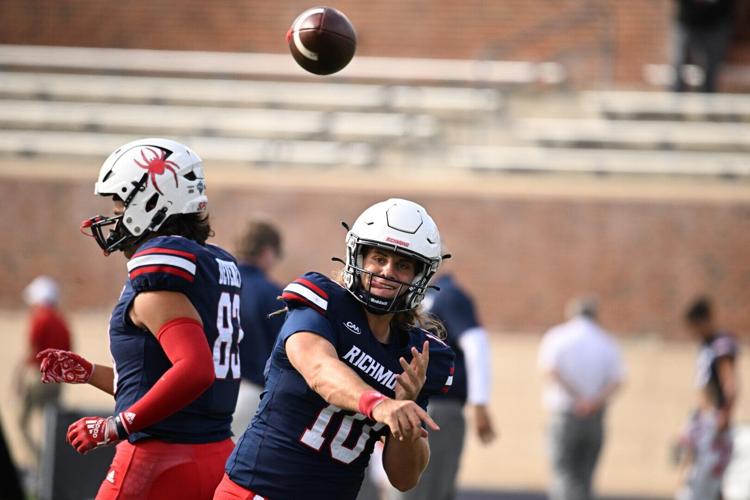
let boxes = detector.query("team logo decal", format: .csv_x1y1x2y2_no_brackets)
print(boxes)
134,147,179,195
343,321,361,335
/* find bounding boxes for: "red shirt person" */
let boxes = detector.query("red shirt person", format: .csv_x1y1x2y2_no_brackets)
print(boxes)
16,276,72,460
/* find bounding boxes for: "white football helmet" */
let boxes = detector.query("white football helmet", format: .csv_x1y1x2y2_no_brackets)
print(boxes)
81,138,207,254
342,198,444,314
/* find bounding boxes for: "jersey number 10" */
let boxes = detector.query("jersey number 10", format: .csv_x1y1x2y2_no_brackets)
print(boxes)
300,404,385,464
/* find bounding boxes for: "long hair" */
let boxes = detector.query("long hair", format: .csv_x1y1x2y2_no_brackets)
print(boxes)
153,212,214,245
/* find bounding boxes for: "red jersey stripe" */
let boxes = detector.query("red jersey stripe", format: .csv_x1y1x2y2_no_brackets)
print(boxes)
281,291,326,314
132,247,197,262
129,265,195,282
295,278,329,299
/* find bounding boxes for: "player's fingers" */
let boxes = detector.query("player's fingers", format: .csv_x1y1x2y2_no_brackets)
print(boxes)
388,416,403,441
39,356,51,373
398,358,420,386
395,375,414,395
421,340,430,365
396,411,421,441
404,409,424,441
35,348,58,360
416,407,440,431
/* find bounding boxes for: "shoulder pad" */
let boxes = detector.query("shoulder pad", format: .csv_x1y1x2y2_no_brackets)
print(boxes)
280,272,341,316
127,236,199,285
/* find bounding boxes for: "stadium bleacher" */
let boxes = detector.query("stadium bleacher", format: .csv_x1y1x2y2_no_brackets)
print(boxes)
0,44,748,178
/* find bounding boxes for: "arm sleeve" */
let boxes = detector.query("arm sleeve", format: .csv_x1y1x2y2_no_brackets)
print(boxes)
457,327,492,405
120,318,215,434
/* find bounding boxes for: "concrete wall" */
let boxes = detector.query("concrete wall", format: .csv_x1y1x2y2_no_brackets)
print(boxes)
3,172,748,338
1,0,749,87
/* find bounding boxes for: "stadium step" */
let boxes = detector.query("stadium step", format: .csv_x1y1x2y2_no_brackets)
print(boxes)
0,71,502,117
515,118,750,152
0,99,439,142
0,44,565,87
582,90,750,122
0,130,376,167
446,145,750,177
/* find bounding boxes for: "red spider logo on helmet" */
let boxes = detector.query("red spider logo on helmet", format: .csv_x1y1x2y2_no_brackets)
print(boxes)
134,147,179,195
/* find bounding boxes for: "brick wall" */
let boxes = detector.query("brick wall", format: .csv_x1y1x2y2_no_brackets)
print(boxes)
3,176,748,338
2,0,748,87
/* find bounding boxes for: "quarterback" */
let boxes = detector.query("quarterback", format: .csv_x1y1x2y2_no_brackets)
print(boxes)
215,198,455,500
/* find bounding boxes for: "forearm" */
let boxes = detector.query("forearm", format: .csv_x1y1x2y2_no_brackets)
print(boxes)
383,434,430,491
121,318,214,434
305,355,375,412
88,364,115,396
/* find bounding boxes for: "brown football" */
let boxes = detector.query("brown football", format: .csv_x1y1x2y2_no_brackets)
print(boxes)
286,7,357,75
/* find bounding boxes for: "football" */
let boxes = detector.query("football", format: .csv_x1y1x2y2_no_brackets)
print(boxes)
286,7,357,75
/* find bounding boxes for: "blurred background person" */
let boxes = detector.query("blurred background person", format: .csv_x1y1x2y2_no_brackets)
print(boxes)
232,219,285,438
538,297,625,500
14,276,71,461
393,272,496,500
671,0,736,92
675,296,738,500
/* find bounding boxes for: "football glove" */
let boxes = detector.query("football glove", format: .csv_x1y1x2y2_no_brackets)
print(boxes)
66,414,129,454
37,349,94,384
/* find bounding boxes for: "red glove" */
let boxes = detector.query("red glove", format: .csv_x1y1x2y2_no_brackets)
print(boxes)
66,414,129,454
36,349,94,384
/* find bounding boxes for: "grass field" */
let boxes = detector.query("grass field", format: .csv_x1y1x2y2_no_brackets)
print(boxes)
1,309,747,498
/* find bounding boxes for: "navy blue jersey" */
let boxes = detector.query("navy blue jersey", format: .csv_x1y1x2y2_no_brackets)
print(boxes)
226,272,454,499
425,274,480,404
238,264,284,387
110,235,242,444
696,331,739,408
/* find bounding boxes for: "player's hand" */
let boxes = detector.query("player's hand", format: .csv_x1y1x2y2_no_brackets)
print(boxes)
66,416,120,454
472,404,497,444
372,398,438,442
36,349,94,384
395,341,429,402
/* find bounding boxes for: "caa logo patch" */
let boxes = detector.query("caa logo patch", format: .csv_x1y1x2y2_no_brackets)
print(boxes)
343,321,361,335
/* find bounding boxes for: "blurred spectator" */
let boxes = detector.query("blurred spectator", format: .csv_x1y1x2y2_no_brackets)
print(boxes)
14,276,71,459
231,220,285,438
393,273,495,500
671,0,736,92
358,273,496,500
675,297,738,500
538,297,625,500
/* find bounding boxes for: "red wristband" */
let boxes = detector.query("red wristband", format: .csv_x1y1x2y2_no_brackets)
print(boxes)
358,390,387,420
